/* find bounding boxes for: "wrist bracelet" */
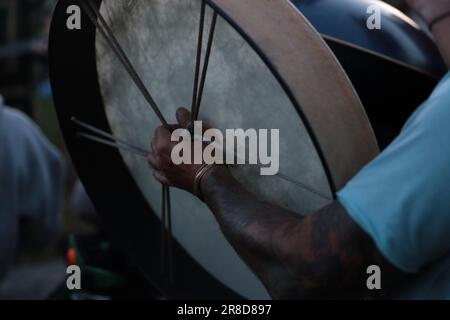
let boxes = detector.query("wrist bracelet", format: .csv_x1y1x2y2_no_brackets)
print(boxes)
193,164,218,201
429,11,450,31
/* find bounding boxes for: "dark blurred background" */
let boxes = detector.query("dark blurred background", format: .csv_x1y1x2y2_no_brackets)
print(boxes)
1,0,53,118
0,0,409,300
0,0,162,300
0,0,112,300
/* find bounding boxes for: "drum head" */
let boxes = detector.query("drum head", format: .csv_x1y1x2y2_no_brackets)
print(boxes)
50,0,379,299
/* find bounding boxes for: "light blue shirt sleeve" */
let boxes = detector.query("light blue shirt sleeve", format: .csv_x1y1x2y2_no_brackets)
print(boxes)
337,72,450,274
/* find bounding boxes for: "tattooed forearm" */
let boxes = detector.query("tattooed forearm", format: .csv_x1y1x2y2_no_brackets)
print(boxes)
202,167,405,299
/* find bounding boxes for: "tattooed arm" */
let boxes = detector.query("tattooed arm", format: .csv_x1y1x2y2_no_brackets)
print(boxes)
201,166,406,299
149,108,407,299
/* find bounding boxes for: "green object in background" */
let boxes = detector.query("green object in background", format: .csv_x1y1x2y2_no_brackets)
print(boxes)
83,266,126,291
68,234,126,292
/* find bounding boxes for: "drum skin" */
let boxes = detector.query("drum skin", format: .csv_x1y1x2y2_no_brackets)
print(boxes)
292,0,448,148
94,0,379,299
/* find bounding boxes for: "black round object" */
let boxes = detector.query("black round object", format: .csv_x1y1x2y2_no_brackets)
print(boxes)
293,0,447,148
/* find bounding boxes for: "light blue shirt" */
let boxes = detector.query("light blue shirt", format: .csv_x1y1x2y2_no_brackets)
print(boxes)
338,72,450,299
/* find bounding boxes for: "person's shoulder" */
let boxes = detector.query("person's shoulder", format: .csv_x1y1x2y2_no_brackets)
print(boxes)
1,105,43,138
429,71,450,100
2,103,32,124
403,71,450,134
1,104,63,165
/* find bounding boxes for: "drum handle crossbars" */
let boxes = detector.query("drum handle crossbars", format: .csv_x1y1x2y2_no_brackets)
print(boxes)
72,118,333,201
79,0,174,283
79,0,167,126
190,1,218,123
80,0,218,284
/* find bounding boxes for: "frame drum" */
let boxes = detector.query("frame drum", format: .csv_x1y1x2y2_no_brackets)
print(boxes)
50,0,379,299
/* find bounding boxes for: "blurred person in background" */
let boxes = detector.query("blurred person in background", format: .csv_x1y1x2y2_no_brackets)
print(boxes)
0,1,105,299
0,94,65,284
0,2,69,299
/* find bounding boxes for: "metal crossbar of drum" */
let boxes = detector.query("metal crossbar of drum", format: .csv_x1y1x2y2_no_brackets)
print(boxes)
49,0,445,299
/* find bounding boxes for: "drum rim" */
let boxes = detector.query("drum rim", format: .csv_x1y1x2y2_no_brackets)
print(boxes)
49,0,378,299
210,0,379,192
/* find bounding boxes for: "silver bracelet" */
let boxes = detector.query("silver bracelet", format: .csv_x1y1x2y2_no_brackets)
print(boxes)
193,164,218,201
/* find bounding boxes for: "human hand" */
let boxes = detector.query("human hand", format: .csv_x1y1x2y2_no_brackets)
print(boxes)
148,107,205,193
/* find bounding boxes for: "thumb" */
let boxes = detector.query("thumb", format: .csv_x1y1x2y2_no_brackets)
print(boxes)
176,107,192,129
